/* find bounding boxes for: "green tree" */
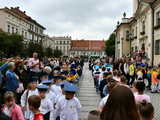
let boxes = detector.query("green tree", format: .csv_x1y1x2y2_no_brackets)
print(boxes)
0,31,24,57
45,47,53,57
53,49,63,58
26,41,44,58
105,33,116,57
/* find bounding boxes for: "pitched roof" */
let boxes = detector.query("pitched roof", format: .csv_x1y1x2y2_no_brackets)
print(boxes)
2,7,46,29
71,40,105,51
142,0,155,3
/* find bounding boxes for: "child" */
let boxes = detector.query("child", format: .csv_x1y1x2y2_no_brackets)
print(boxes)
37,84,53,120
51,76,62,96
42,80,57,120
134,81,151,103
2,91,24,120
21,79,38,120
98,79,118,112
56,82,81,120
88,110,100,120
28,95,44,120
151,68,159,93
137,100,154,120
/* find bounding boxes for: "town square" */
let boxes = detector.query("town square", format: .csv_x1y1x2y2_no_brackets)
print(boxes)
0,0,160,120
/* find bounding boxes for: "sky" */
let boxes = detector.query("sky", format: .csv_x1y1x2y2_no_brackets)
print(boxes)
0,0,132,40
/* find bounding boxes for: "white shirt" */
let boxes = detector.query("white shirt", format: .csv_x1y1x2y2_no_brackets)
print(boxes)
28,58,40,72
56,97,81,120
46,90,57,104
99,95,109,110
46,90,57,120
51,84,62,96
40,97,53,115
21,89,39,119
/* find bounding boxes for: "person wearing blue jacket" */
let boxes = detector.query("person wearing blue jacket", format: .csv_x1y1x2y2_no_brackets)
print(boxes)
4,62,19,92
0,63,9,87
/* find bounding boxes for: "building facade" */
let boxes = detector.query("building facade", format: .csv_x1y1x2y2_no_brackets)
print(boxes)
115,0,160,65
43,35,55,50
0,7,45,44
53,36,71,56
70,40,105,57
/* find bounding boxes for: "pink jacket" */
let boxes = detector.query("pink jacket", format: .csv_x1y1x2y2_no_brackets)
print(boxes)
2,104,25,120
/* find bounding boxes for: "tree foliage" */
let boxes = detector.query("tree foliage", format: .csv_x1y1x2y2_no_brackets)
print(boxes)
44,47,53,57
53,49,63,58
105,33,116,57
0,31,24,57
26,41,44,58
0,30,63,58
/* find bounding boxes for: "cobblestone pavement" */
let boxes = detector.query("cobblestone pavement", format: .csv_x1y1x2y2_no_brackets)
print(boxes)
147,91,160,120
79,63,160,120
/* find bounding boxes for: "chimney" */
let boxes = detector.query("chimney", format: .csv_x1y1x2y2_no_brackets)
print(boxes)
16,7,20,9
24,11,26,14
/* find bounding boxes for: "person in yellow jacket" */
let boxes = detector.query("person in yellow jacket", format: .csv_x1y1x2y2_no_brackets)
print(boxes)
129,62,135,86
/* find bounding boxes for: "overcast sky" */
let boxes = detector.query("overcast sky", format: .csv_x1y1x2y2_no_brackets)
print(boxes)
0,0,132,40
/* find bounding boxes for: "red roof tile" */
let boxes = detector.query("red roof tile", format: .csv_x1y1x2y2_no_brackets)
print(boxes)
71,40,105,51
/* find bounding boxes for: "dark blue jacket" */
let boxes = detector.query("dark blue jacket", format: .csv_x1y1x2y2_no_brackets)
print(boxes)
0,64,8,86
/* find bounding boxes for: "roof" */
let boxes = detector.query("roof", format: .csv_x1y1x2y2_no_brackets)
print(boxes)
71,40,105,51
2,7,46,29
142,0,155,3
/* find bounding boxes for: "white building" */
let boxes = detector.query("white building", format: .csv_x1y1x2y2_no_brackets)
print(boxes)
43,35,55,50
52,36,71,56
0,7,45,44
115,0,159,65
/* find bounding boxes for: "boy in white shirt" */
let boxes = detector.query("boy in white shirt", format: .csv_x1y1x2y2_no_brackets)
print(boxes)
56,82,81,120
37,84,53,120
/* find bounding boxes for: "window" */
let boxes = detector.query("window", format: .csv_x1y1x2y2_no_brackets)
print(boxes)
22,31,24,37
126,30,130,40
25,32,27,38
7,25,10,33
135,27,137,36
142,21,145,33
12,27,14,34
155,40,160,55
156,11,160,26
16,28,18,34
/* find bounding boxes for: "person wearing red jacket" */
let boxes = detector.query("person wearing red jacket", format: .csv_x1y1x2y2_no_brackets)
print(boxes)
28,95,44,120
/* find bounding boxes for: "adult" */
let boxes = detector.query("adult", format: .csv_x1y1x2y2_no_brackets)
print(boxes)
4,62,19,93
100,85,140,120
28,52,41,82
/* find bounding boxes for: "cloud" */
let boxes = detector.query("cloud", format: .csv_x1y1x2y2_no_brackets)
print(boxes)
0,0,132,39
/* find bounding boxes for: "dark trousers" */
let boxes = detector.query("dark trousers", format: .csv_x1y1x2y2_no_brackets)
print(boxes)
129,75,135,86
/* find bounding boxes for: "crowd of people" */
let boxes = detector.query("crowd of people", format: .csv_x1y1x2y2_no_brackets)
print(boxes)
88,58,156,120
0,54,159,120
0,52,84,120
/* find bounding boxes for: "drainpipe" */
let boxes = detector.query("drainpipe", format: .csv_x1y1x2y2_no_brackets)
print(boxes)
150,4,154,66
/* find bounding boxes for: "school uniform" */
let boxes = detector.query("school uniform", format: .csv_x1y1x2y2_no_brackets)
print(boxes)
21,89,39,120
51,84,62,96
42,80,57,120
56,82,81,120
37,84,53,120
56,97,81,120
39,97,53,120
